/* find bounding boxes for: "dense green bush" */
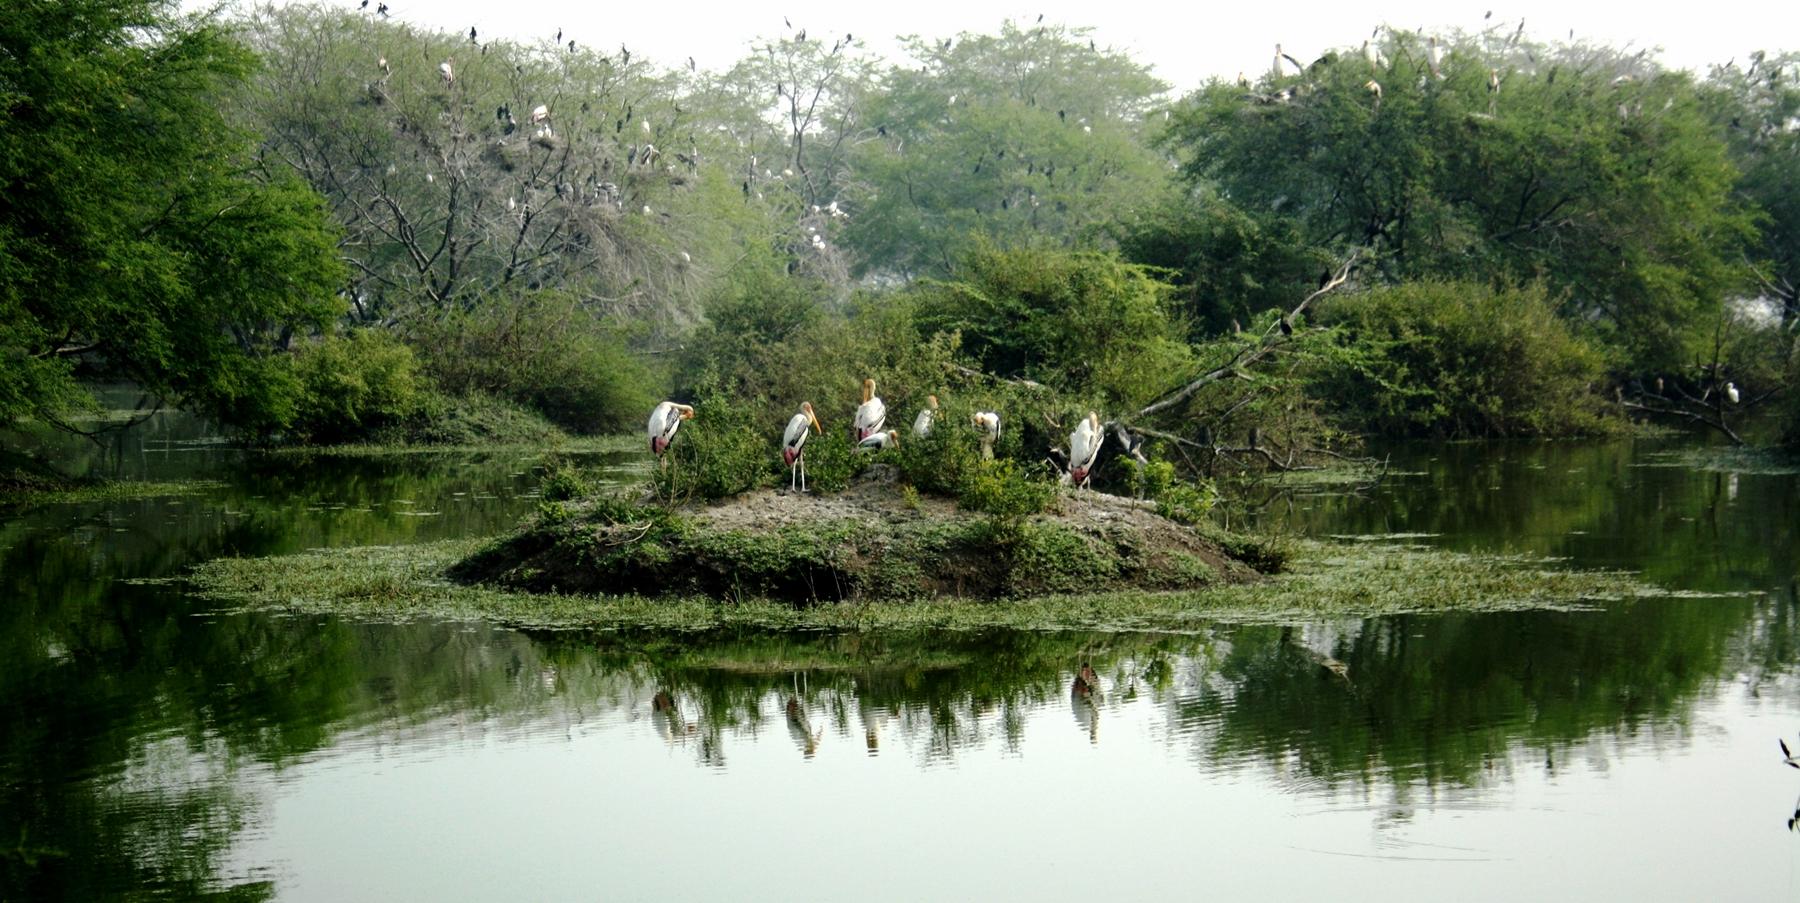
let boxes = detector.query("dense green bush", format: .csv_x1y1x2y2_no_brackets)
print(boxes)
650,390,776,502
389,391,567,446
956,458,1059,517
1314,282,1616,438
910,244,1193,409
285,330,424,443
409,292,659,434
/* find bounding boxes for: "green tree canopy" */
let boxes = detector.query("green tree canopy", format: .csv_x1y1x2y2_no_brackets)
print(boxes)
1702,50,1800,325
844,22,1178,278
0,0,343,430
1162,30,1755,370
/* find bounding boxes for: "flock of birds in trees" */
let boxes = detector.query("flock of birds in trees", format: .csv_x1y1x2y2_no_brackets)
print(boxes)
648,380,1103,494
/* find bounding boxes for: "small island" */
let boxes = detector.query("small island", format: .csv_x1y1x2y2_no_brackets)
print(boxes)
451,477,1270,603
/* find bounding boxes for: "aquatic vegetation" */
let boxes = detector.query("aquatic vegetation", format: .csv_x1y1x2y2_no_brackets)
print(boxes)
0,480,224,508
188,534,1668,633
1636,446,1800,475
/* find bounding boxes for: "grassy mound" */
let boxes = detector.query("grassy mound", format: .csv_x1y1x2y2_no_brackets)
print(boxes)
451,481,1272,603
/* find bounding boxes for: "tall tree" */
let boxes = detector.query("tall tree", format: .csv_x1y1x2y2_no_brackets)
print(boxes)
845,22,1178,279
1162,29,1755,370
0,0,344,430
1703,50,1800,326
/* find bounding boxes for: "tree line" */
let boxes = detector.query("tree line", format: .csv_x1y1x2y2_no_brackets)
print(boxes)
3,0,1796,464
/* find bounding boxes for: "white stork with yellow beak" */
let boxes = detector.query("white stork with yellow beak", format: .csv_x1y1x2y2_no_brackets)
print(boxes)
912,395,939,439
854,378,886,441
858,429,900,452
646,401,694,459
782,402,823,492
972,411,1001,460
1067,411,1104,490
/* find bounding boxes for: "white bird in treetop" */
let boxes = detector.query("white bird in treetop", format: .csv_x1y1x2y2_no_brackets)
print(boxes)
1427,37,1444,80
782,402,823,492
1726,382,1741,404
972,411,1001,460
1067,411,1104,490
646,401,694,457
858,430,900,452
531,104,549,123
439,59,455,83
854,378,886,441
912,394,940,439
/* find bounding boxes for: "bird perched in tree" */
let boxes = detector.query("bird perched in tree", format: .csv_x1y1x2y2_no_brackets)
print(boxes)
1726,382,1741,404
1279,315,1294,336
469,26,478,44
912,395,940,439
530,104,549,123
1427,36,1444,80
858,430,900,453
782,402,823,492
1067,411,1104,490
854,378,887,441
646,401,695,459
439,59,454,83
973,411,1001,460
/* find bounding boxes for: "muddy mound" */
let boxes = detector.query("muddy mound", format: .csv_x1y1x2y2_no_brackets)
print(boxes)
451,481,1268,603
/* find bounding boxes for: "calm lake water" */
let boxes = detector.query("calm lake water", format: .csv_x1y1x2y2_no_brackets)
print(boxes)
4,408,1799,901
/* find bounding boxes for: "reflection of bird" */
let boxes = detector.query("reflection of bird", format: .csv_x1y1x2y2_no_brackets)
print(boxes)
782,402,823,492
651,690,695,746
973,411,1001,460
912,394,940,439
1067,412,1103,489
1070,663,1100,743
1726,382,1740,404
786,696,822,759
858,429,900,453
854,378,887,441
1781,737,1800,769
647,401,695,458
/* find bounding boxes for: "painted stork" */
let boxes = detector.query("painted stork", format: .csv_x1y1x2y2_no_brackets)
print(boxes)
972,411,1001,460
854,378,886,440
912,395,939,439
646,402,694,459
782,402,823,492
1067,411,1104,490
1427,37,1444,80
858,429,900,453
439,59,455,84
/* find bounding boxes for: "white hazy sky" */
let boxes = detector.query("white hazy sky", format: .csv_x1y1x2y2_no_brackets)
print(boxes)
224,0,1796,91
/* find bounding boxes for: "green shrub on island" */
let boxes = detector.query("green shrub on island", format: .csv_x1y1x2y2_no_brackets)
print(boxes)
650,391,777,502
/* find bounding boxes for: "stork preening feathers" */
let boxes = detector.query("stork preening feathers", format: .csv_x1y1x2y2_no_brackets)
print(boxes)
858,429,900,452
782,402,823,492
912,395,939,439
972,411,1001,460
646,401,694,458
1067,411,1104,490
854,378,886,441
